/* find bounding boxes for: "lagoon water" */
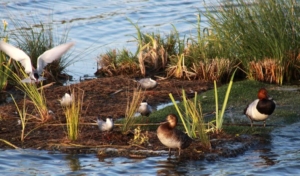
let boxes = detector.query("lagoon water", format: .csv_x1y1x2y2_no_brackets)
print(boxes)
1,122,300,175
1,0,300,175
0,0,212,81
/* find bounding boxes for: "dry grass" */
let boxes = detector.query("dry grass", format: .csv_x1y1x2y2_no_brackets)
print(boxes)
191,58,232,81
166,54,196,80
137,35,168,76
62,87,84,141
122,89,144,134
248,58,280,84
96,49,139,76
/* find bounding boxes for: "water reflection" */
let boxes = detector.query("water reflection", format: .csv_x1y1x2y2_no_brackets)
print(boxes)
156,158,189,175
65,154,82,171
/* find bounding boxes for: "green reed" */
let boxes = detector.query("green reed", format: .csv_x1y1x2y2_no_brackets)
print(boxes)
204,0,300,84
169,90,211,149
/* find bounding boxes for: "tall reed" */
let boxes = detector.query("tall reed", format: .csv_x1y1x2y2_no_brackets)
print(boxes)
11,94,28,142
214,68,237,133
122,89,144,134
0,20,11,92
169,90,211,149
62,88,84,141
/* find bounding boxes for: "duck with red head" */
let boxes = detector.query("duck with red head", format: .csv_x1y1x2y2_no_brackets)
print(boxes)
157,114,192,156
244,88,276,127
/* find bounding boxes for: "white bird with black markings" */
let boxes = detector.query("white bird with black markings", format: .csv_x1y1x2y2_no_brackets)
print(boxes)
244,88,276,127
137,100,152,117
0,41,75,83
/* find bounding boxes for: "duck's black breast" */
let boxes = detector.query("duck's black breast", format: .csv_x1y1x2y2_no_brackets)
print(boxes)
173,129,192,149
256,99,276,115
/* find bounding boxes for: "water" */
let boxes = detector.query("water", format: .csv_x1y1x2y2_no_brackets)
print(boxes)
1,122,300,175
0,0,213,81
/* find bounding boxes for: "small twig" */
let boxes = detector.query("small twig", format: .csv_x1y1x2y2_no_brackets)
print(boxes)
37,82,55,90
109,88,124,97
0,139,20,149
222,123,285,127
129,144,148,150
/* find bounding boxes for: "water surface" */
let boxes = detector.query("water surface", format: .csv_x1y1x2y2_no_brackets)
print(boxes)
1,122,300,175
0,0,212,80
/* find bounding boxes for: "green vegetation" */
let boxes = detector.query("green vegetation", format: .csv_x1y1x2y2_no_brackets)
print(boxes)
10,67,50,122
203,0,300,85
8,15,74,82
96,0,300,85
11,94,28,142
0,20,11,92
170,90,211,149
2,0,300,150
128,126,149,145
122,89,144,134
214,69,237,133
97,16,234,82
63,88,84,141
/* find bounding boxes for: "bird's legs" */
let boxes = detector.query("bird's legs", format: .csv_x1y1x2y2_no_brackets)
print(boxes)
168,148,172,156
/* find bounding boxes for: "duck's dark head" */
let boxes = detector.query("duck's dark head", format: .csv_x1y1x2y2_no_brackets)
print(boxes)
257,88,269,100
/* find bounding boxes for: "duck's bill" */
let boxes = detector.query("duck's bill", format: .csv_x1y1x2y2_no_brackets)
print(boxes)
21,77,46,83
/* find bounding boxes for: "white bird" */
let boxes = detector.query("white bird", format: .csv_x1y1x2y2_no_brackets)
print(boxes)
60,91,73,107
136,78,157,90
137,100,152,116
97,117,114,132
0,41,75,83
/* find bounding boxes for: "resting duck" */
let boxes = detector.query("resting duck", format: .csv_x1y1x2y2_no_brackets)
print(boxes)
137,100,152,116
97,117,114,132
244,88,276,127
137,78,157,90
157,114,192,156
60,91,73,107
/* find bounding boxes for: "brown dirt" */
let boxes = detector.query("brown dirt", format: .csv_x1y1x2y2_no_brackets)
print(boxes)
0,76,260,160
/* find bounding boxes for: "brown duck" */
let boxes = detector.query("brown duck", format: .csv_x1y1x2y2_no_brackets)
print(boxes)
157,114,192,156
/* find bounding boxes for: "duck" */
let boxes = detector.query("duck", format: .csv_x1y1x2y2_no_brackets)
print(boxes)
0,41,75,83
157,114,192,156
137,100,152,117
136,78,157,90
244,88,276,127
60,91,73,107
97,116,114,132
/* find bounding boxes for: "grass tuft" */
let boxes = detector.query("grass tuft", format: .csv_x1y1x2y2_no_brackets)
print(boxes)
62,88,84,141
169,89,211,149
122,89,144,134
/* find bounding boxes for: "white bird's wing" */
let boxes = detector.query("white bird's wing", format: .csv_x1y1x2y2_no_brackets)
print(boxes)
0,41,32,73
97,117,105,131
36,42,75,74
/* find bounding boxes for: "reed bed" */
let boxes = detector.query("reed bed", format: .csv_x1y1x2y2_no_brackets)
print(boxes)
204,0,300,84
248,58,280,83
